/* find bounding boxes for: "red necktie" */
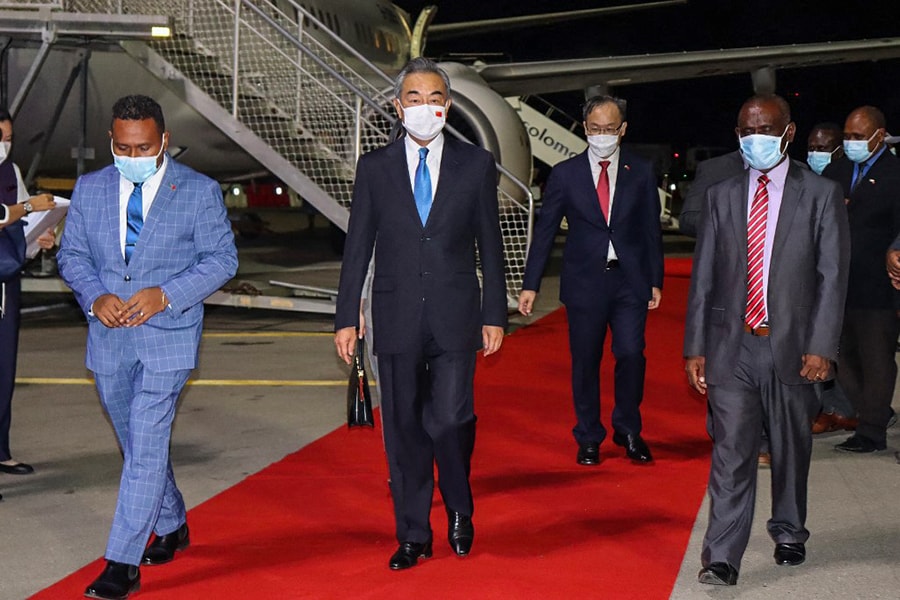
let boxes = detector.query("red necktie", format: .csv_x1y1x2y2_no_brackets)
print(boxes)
745,174,770,328
597,161,610,222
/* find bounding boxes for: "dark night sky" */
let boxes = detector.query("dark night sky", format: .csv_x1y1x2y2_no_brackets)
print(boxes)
392,0,900,159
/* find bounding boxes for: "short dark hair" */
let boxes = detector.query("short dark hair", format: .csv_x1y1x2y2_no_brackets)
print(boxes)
810,121,842,139
0,108,11,124
111,95,165,135
582,95,627,123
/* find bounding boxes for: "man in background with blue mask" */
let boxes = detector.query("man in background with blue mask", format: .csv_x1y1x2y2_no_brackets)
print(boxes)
805,122,858,435
685,94,849,586
806,123,843,175
822,106,900,455
58,95,237,599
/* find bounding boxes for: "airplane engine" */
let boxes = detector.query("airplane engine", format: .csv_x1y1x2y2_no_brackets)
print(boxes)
438,62,533,199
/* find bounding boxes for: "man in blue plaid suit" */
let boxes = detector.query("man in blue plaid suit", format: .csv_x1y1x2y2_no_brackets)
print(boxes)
58,95,237,600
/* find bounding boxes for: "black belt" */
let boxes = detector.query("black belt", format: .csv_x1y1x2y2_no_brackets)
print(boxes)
605,259,619,270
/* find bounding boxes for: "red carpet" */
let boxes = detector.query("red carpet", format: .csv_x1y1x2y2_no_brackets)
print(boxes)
32,269,710,600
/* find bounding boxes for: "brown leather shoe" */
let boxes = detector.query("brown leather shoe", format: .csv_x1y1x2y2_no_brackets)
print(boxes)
812,412,858,434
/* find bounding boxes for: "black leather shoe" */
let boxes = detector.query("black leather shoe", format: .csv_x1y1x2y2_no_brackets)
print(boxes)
698,562,738,585
774,542,806,566
447,510,474,556
142,522,190,565
576,442,600,465
612,432,653,463
835,434,885,453
84,560,140,600
0,461,34,475
389,540,433,570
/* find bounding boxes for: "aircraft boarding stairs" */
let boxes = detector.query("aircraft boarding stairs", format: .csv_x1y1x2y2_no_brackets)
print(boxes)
5,0,533,313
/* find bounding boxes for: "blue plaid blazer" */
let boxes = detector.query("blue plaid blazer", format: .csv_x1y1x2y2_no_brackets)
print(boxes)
58,158,237,374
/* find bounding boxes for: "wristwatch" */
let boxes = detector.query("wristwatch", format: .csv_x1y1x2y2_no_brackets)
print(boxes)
23,201,33,214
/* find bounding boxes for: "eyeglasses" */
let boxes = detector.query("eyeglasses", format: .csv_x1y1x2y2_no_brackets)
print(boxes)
585,122,624,136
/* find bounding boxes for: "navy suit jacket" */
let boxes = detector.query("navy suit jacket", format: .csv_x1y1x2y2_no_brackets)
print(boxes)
823,151,900,310
522,147,663,308
58,159,238,374
334,135,507,355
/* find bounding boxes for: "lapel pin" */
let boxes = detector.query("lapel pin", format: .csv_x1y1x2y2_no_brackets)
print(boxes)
171,184,176,190
624,164,631,171
868,178,875,185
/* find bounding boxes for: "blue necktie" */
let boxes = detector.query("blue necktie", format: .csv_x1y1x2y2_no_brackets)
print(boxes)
851,161,869,191
125,182,142,263
414,147,432,225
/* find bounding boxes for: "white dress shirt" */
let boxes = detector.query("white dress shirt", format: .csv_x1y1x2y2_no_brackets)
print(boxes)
117,155,168,259
588,145,621,261
403,132,443,202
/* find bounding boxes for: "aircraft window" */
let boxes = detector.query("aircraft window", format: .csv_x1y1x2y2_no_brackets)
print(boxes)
374,29,383,50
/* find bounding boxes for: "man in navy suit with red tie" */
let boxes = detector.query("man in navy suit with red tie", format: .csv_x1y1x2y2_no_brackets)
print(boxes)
519,95,663,466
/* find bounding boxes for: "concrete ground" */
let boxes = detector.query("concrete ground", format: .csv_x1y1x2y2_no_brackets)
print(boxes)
2,218,899,599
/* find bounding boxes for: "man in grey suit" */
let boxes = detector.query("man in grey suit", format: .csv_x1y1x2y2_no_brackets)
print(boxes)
684,95,849,586
58,95,237,599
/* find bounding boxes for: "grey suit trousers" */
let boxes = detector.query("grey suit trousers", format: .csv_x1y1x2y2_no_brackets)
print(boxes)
702,333,820,570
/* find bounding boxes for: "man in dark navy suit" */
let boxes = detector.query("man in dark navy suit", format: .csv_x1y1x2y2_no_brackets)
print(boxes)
334,57,506,570
823,106,900,454
519,95,663,466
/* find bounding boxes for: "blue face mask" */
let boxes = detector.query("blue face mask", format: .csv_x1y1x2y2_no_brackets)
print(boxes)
739,127,789,171
806,148,838,175
111,138,165,183
843,130,879,164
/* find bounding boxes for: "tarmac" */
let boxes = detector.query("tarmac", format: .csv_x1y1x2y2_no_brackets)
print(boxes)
2,212,899,599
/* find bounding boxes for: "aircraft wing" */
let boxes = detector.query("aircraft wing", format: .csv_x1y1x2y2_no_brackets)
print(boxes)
474,37,900,96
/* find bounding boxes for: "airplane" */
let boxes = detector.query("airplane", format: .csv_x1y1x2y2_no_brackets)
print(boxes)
2,0,900,310
4,0,900,188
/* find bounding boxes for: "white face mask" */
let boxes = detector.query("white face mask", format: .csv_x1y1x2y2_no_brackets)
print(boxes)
400,104,448,141
0,141,10,164
586,134,620,158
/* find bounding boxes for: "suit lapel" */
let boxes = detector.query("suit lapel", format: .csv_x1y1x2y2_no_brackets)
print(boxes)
609,154,634,226
428,136,462,228
729,172,750,273
103,167,124,262
127,158,178,265
576,152,605,226
771,166,802,265
386,140,422,229
143,160,177,233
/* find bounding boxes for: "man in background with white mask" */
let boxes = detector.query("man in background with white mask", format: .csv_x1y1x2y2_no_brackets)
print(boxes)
58,95,236,599
685,94,849,585
822,106,900,454
334,58,506,570
518,95,663,467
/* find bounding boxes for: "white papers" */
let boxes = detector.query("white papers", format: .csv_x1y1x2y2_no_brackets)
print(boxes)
23,196,69,259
